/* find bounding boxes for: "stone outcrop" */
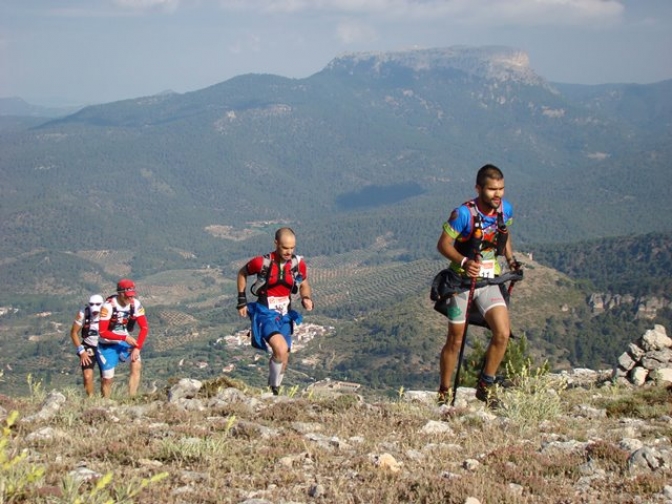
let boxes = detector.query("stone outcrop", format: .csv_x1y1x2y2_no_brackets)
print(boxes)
589,293,671,319
613,324,672,385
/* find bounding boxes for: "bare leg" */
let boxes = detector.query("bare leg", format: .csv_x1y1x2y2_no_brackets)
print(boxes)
101,377,113,398
482,306,510,377
439,322,465,392
82,368,95,397
129,360,142,396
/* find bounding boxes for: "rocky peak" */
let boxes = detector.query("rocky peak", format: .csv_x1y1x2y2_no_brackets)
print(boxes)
325,45,549,86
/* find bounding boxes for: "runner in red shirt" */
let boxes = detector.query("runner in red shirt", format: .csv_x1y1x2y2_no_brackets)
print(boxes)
237,227,313,395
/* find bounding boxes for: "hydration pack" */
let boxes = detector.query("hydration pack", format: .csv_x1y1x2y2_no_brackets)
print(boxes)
82,306,98,338
105,295,136,332
455,200,508,260
250,254,302,297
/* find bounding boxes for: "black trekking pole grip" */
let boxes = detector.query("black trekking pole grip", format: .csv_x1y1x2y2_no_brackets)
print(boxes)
506,257,523,295
505,263,522,340
507,268,519,295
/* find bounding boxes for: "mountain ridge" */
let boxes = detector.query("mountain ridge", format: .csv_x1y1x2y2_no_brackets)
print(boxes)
0,96,84,118
0,45,670,396
327,46,549,87
1,45,669,260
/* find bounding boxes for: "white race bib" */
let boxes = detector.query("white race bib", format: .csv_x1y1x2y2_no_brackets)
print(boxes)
267,296,290,315
479,260,496,279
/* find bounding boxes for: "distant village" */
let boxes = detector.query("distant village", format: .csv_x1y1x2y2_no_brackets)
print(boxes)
216,322,334,353
215,322,361,394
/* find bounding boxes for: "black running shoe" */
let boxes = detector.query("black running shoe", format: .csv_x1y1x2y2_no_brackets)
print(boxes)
437,388,451,406
475,380,501,409
270,386,280,396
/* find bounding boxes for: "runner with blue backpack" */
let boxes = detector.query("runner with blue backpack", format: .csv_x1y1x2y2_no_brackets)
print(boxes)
434,164,523,407
236,227,314,395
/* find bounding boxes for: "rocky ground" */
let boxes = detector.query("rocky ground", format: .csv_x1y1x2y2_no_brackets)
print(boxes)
1,327,672,504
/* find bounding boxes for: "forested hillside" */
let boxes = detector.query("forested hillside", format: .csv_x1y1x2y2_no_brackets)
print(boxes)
533,231,672,297
1,231,670,397
1,47,670,267
0,46,670,396
530,231,672,370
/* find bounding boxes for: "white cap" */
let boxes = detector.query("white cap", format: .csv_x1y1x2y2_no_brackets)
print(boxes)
88,294,104,306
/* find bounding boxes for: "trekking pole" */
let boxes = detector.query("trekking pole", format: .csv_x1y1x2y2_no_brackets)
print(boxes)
507,258,521,296
451,273,477,406
451,216,483,407
505,259,522,340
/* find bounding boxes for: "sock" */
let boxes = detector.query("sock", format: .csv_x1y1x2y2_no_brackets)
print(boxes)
480,373,496,385
268,357,283,387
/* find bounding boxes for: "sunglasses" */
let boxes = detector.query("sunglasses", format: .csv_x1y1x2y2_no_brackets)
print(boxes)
89,302,102,306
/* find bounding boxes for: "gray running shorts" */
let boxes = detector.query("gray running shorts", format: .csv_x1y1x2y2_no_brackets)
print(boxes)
446,284,506,324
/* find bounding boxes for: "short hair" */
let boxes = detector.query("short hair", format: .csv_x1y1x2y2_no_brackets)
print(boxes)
274,227,295,241
476,164,504,187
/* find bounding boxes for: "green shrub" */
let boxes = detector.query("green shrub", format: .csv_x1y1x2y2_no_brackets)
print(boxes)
1,410,46,503
462,332,548,386
499,365,567,427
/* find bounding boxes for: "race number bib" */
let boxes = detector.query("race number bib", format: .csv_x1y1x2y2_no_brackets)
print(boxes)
267,296,290,315
479,260,496,279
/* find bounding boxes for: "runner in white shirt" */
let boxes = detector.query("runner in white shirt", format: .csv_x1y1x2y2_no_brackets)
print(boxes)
69,294,104,397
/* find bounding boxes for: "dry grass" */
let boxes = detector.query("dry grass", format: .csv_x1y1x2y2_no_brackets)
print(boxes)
1,376,671,504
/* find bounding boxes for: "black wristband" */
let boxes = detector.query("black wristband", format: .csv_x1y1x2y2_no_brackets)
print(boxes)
508,257,521,270
236,292,247,309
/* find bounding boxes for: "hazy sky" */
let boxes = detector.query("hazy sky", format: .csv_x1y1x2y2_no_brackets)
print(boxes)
2,0,671,106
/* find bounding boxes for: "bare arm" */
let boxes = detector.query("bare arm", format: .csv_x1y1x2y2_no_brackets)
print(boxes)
70,320,83,348
237,266,249,317
299,278,313,311
70,317,92,365
437,230,481,277
504,235,521,270
437,230,463,264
